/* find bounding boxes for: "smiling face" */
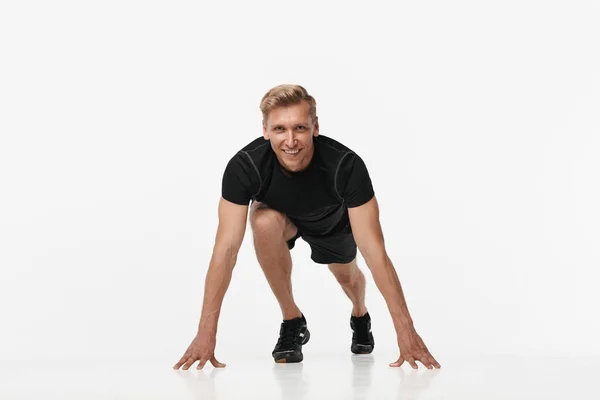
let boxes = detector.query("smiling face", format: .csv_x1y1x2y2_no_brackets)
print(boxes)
262,100,319,172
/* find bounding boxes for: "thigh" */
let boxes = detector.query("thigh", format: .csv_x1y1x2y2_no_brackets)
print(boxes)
250,200,298,241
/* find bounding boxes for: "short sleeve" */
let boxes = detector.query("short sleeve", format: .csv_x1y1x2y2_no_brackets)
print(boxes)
221,152,259,205
336,153,375,208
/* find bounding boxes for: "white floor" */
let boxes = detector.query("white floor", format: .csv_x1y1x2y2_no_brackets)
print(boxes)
1,354,598,399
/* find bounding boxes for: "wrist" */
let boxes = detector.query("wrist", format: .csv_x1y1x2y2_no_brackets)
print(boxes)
198,315,218,334
391,313,414,333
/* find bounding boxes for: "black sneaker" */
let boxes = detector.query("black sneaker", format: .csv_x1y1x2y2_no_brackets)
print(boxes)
350,312,375,354
272,314,310,363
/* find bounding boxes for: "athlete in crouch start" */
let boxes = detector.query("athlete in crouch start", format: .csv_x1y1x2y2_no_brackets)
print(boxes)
173,84,440,370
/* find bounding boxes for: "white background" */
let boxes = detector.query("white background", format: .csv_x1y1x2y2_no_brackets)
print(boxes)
1,0,599,374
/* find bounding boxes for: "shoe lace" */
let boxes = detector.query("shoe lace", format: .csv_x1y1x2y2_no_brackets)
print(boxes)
353,319,371,343
278,322,301,349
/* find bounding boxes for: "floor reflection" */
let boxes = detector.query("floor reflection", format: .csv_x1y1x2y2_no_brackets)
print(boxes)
173,356,439,400
174,367,225,400
351,354,375,399
394,364,440,399
272,362,309,400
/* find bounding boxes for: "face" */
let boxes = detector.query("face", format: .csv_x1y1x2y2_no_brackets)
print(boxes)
263,101,319,172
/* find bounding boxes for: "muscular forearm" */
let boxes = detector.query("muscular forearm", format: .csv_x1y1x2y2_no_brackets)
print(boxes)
366,253,414,333
197,249,238,335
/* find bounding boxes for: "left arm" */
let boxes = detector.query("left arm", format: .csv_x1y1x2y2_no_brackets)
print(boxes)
348,196,440,369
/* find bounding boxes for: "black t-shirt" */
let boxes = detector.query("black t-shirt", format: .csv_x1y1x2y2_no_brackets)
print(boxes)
221,135,375,237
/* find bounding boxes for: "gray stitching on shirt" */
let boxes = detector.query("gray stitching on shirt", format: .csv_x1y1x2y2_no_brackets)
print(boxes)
320,140,347,155
245,141,270,153
334,151,353,203
241,150,263,198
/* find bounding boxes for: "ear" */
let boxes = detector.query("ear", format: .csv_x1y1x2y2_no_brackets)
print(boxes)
313,116,320,137
262,120,269,140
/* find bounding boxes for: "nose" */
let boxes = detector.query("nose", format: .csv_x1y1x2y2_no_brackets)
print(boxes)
285,131,296,148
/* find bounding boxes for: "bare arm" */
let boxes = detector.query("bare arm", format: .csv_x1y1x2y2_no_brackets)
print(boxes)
198,197,249,335
348,196,440,369
348,196,414,330
173,197,248,370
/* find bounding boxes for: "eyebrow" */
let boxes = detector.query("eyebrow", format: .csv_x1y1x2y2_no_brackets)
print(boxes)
271,123,309,127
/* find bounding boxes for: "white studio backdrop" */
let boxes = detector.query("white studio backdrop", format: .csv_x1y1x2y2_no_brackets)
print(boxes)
0,0,598,365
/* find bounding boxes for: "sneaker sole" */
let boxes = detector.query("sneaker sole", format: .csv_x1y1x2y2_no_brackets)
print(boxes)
351,343,374,354
273,329,310,363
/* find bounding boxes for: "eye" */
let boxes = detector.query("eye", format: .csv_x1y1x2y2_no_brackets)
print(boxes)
274,126,284,131
296,125,306,130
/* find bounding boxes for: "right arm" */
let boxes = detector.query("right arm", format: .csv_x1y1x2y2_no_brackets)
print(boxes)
173,197,248,370
198,197,248,335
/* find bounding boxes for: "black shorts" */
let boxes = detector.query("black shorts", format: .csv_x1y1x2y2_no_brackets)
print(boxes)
286,224,357,265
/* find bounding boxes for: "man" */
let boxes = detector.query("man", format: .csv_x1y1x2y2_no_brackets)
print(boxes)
173,84,440,370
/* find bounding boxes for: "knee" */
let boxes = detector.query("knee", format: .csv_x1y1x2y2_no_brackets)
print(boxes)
335,273,354,286
250,207,286,236
331,263,361,286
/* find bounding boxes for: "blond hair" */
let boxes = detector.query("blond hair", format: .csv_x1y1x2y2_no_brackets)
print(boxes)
260,84,317,123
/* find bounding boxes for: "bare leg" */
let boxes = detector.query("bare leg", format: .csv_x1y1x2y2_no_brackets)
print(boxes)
250,201,302,320
328,259,368,317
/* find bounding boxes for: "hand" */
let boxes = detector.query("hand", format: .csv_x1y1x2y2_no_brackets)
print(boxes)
173,332,226,370
389,328,440,369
